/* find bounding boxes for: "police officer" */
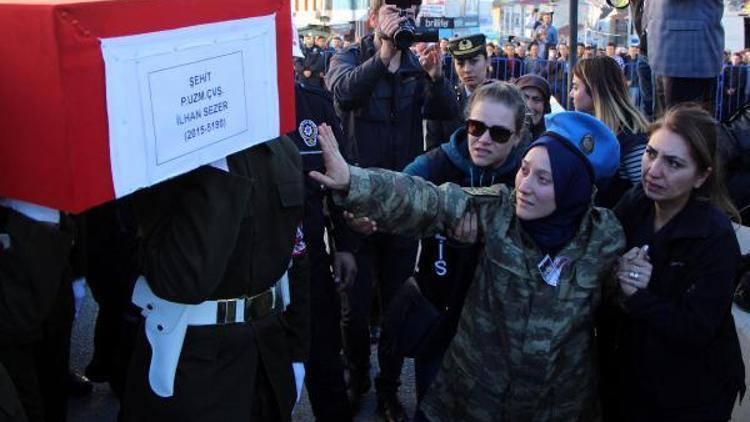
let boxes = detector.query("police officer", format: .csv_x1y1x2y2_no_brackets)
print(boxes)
122,136,310,421
289,80,357,420
425,34,491,150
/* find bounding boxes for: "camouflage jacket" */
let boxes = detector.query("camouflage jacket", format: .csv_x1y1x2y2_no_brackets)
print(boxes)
336,166,625,421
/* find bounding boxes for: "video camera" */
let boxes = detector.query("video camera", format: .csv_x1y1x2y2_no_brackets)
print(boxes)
384,0,438,50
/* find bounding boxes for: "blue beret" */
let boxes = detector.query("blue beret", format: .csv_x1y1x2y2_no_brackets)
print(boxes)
543,111,620,182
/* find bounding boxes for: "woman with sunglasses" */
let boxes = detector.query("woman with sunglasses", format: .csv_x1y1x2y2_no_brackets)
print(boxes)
378,82,528,404
600,104,745,421
310,109,626,421
570,56,650,208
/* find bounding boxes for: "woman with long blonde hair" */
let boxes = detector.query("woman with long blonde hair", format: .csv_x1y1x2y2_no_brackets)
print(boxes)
571,56,650,207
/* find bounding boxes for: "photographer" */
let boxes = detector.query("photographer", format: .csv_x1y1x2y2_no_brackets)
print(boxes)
325,1,458,420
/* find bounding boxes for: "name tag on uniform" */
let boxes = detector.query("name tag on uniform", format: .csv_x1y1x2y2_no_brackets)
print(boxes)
538,254,566,287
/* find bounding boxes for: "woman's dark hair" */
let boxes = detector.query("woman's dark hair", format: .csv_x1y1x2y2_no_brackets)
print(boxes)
650,103,740,222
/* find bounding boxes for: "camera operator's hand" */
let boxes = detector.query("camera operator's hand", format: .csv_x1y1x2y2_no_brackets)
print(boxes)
419,43,443,81
376,5,404,70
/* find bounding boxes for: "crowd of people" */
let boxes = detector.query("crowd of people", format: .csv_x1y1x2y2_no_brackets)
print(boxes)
298,9,750,125
1,0,749,422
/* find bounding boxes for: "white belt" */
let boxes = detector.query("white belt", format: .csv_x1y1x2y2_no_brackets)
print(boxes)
132,271,290,397
186,286,279,326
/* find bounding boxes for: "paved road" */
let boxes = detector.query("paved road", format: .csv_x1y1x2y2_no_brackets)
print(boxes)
67,291,417,421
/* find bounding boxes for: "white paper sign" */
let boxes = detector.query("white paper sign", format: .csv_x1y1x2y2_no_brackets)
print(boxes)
147,51,249,164
101,15,280,198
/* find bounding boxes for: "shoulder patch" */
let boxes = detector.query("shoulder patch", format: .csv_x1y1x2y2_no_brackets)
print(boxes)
463,185,506,197
298,119,318,147
292,222,307,257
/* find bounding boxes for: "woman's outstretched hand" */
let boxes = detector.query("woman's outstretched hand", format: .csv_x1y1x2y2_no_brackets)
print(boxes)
308,123,351,191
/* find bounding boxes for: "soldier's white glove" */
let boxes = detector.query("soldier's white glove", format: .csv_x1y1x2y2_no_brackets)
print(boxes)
0,198,59,224
292,362,305,404
72,278,87,319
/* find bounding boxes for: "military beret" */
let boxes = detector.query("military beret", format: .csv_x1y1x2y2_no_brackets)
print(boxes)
543,111,620,182
448,34,486,59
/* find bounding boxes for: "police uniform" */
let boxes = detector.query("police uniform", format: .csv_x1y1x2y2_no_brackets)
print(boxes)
289,81,353,420
425,34,488,150
122,137,309,421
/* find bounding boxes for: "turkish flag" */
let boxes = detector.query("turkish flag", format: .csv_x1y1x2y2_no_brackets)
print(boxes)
0,0,295,213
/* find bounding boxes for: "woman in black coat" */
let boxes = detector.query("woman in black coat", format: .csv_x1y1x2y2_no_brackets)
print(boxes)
601,104,745,421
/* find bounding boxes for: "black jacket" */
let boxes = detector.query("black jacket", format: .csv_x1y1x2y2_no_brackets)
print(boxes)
602,186,745,421
424,83,468,151
290,82,358,258
0,208,72,422
718,101,750,222
325,34,459,171
0,362,25,422
0,208,72,345
392,128,521,358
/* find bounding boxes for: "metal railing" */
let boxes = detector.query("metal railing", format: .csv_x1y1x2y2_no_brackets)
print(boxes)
313,50,749,122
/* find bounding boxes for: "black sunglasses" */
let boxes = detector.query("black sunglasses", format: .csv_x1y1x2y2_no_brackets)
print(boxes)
466,119,514,144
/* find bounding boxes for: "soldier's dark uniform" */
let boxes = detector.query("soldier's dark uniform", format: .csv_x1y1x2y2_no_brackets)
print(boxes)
289,81,353,421
0,363,26,422
0,205,73,422
122,137,310,421
80,198,140,398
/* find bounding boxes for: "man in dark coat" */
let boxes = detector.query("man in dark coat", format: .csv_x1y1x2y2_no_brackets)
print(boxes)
122,136,310,421
425,34,490,150
324,1,458,419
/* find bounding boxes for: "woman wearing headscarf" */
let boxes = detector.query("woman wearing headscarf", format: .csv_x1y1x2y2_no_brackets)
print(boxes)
310,111,626,421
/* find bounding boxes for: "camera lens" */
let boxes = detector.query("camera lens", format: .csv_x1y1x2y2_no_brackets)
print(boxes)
393,17,416,50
